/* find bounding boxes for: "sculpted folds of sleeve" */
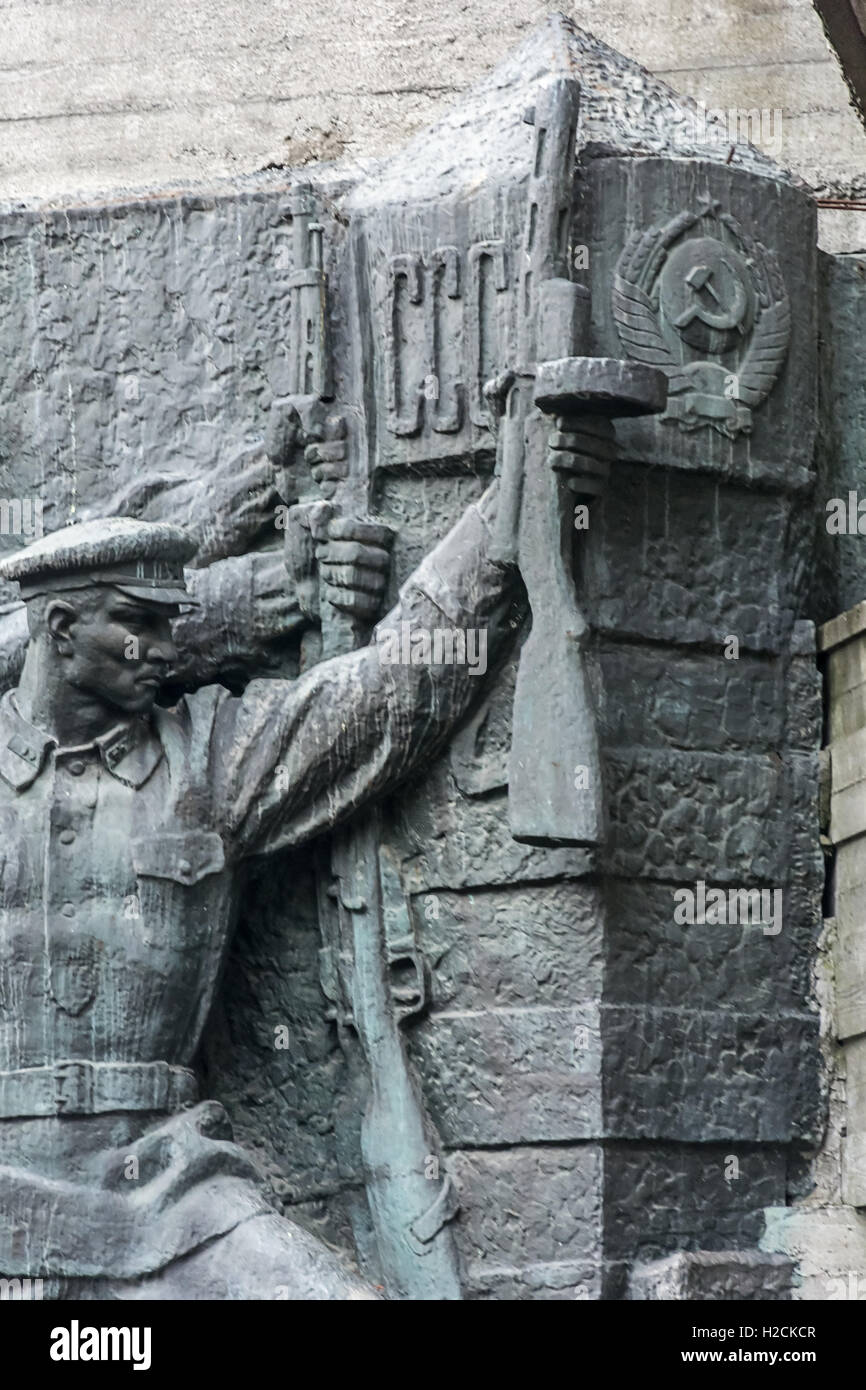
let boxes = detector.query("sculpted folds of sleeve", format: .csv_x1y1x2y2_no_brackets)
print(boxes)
206,481,518,857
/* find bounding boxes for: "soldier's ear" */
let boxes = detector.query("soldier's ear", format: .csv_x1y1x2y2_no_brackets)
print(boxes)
45,599,79,653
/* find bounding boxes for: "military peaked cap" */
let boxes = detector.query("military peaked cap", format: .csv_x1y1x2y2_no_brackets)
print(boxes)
0,517,197,606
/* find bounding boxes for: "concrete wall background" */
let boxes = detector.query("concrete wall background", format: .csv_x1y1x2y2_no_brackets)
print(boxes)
1,1,865,251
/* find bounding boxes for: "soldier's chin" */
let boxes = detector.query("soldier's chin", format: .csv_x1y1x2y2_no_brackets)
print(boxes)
115,678,162,712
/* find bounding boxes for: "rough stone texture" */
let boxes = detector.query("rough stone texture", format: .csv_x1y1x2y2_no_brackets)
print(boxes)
604,750,814,883
761,603,866,1300
584,469,804,653
448,1145,602,1298
762,1203,866,1299
1,0,865,253
599,644,787,751
410,883,604,1013
348,26,823,1289
591,169,814,488
0,17,831,1297
201,849,363,1207
409,1005,602,1147
0,192,307,576
610,1147,789,1265
603,1008,821,1142
629,1250,794,1300
813,253,866,625
605,879,811,1014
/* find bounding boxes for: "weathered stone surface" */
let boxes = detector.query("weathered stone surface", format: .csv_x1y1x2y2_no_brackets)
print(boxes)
0,194,315,589
629,1249,793,1300
0,12,829,1300
202,850,363,1207
581,156,816,492
814,255,866,624
584,468,800,653
604,879,811,1015
464,1259,601,1301
409,1005,602,1147
533,356,667,416
604,749,813,884
785,631,823,751
830,727,866,844
834,871,866,1040
412,883,604,1014
762,1205,866,1300
599,644,785,751
394,764,592,894
448,1145,602,1278
1,0,861,254
609,1145,790,1269
603,1007,821,1142
842,1033,866,1208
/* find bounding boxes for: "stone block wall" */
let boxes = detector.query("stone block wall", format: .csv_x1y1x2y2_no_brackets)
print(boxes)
0,17,840,1297
1,0,865,257
760,603,866,1298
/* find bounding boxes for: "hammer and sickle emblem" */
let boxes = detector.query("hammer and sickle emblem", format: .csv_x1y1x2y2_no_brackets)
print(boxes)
673,261,748,333
658,237,753,349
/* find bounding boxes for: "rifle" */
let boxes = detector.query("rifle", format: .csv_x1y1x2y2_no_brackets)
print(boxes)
491,80,667,847
277,185,462,1300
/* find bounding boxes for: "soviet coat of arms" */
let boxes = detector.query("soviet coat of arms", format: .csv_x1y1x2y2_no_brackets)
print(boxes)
612,199,791,439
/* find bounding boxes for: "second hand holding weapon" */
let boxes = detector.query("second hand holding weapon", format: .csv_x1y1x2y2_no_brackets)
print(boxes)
491,78,667,848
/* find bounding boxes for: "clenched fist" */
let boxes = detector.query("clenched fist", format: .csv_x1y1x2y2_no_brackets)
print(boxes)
316,516,394,622
266,399,349,502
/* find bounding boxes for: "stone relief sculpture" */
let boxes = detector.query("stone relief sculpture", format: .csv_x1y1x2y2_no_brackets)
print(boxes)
0,14,831,1300
612,198,791,438
0,495,514,1298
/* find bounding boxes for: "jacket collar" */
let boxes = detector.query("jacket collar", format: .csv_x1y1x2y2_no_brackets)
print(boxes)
0,689,164,791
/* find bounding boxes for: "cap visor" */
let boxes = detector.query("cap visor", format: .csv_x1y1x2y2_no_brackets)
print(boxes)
111,581,199,607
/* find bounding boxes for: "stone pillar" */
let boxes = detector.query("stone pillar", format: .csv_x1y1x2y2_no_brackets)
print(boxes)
822,606,866,1210
759,603,866,1298
345,21,824,1298
579,150,822,1298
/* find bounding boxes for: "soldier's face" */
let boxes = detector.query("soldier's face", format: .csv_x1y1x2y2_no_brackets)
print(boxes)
59,588,179,715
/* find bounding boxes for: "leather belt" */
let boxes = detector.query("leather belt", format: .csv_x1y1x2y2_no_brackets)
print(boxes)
0,1059,199,1118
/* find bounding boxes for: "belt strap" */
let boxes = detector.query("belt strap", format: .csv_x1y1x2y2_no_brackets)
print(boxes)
0,1060,198,1118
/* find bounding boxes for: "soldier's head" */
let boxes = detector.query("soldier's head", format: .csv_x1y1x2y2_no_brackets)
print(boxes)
0,518,196,716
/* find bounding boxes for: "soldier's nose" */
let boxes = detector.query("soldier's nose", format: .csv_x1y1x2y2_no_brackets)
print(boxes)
148,637,178,667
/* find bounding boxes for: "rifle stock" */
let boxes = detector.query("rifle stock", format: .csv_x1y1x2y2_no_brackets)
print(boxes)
487,77,608,846
281,186,462,1299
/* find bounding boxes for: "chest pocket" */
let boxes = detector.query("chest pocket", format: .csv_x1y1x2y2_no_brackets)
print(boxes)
132,831,225,886
131,830,226,950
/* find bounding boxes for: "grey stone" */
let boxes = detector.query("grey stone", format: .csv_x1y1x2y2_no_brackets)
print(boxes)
629,1250,794,1300
0,12,831,1301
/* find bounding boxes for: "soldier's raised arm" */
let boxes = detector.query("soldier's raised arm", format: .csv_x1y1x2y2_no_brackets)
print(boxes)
214,479,519,857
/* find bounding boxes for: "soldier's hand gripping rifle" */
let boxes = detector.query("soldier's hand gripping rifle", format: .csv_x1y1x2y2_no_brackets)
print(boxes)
491,80,667,847
274,186,462,1301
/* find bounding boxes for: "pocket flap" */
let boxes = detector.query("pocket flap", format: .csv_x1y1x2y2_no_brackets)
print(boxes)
132,831,225,886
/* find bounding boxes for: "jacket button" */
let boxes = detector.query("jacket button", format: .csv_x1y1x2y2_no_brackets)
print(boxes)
58,829,75,845
178,859,192,876
67,760,86,776
60,902,75,917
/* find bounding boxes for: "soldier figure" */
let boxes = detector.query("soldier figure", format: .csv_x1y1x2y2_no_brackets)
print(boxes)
0,486,513,1299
